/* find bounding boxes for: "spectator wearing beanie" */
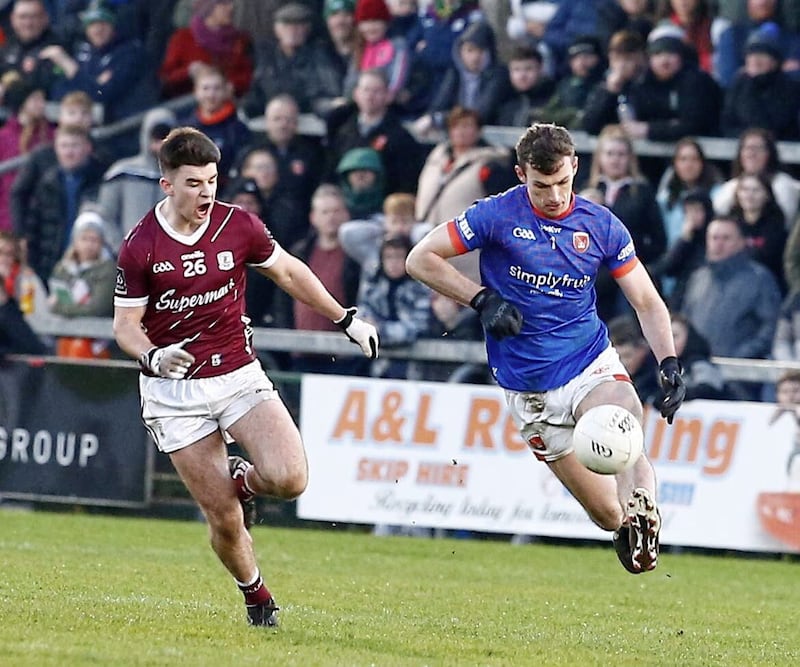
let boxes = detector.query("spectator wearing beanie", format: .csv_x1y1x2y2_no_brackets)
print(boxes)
342,0,410,102
0,76,53,232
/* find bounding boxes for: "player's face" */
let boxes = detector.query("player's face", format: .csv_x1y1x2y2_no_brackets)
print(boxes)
160,163,218,228
516,156,577,218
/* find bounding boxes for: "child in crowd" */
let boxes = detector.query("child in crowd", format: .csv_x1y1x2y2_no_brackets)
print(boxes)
343,0,410,102
491,42,554,127
413,21,510,134
47,209,116,358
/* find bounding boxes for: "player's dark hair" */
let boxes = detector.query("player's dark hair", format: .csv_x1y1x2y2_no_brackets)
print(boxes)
158,127,221,173
515,123,575,175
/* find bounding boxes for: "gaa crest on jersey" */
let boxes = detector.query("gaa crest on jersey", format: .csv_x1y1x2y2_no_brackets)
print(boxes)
572,232,590,253
217,251,234,271
115,267,127,295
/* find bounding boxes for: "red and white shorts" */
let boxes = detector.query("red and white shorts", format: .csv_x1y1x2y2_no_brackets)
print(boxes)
504,345,631,463
140,360,280,453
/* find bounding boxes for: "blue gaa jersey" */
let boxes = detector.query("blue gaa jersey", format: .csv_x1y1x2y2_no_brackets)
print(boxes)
448,186,638,392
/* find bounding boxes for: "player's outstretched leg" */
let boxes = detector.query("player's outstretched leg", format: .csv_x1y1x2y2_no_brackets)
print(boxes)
613,487,661,574
229,455,257,529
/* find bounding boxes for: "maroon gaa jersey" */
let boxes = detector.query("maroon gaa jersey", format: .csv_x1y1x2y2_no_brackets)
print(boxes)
114,200,280,378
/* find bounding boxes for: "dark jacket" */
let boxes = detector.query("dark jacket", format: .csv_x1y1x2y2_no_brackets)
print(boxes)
52,34,157,123
0,299,46,355
678,321,731,401
23,157,106,284
492,78,556,127
721,70,800,140
626,64,722,141
0,27,63,95
325,104,426,194
426,22,512,126
243,40,343,118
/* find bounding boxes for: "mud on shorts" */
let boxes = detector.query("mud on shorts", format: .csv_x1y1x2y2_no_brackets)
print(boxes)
140,360,280,454
504,345,631,463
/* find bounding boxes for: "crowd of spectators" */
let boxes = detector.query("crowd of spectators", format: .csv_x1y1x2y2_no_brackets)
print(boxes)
0,0,799,402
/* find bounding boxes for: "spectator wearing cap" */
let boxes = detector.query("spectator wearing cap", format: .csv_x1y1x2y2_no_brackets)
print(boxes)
97,107,177,250
0,74,53,232
0,0,63,96
581,29,648,135
534,34,603,129
243,2,344,118
721,25,800,140
616,23,722,141
180,63,251,180
342,0,410,102
490,42,554,127
715,0,800,89
40,1,157,123
323,0,358,79
159,0,254,99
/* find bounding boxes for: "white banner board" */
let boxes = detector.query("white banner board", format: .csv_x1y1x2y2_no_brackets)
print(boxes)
298,375,800,553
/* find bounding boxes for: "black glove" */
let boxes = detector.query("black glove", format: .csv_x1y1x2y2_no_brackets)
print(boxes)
657,356,686,424
470,288,523,340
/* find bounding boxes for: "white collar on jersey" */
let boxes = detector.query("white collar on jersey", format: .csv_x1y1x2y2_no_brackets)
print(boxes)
154,198,211,245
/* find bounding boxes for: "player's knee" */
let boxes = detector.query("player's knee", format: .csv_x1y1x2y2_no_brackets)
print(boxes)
272,469,307,499
205,503,244,539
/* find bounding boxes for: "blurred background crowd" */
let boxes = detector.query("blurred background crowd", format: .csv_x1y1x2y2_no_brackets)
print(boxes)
0,0,800,405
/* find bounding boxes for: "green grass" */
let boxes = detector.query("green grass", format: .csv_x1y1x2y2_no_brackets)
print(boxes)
0,509,798,667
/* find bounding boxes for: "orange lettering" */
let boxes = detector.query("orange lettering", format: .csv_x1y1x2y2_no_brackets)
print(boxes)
463,397,501,450
503,414,526,451
356,457,409,481
416,461,469,487
412,393,438,445
704,421,739,475
332,389,367,440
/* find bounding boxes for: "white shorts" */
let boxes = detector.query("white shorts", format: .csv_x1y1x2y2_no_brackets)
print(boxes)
140,360,280,454
504,345,631,463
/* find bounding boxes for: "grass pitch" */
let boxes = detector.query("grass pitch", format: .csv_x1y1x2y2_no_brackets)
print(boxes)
0,508,798,666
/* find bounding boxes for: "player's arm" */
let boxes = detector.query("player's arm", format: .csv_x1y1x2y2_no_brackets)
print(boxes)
256,251,378,358
617,262,685,422
407,222,523,340
615,263,675,363
113,305,195,379
405,222,482,305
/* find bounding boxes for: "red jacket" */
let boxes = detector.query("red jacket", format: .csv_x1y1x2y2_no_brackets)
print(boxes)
159,28,253,98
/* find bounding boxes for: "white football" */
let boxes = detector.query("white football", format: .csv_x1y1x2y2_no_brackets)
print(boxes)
572,405,644,475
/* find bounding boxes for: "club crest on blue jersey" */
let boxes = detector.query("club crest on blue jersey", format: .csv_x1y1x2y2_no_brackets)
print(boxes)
572,232,590,253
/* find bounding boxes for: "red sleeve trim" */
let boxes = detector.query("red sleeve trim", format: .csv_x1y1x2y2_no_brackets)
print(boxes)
609,256,639,279
447,220,469,255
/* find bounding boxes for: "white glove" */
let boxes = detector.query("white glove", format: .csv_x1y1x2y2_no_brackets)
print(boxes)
334,307,379,359
140,342,196,379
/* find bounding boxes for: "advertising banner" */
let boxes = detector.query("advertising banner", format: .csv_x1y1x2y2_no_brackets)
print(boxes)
0,360,151,507
298,375,800,554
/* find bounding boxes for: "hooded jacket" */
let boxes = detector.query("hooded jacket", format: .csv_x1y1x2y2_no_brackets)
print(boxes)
98,107,177,249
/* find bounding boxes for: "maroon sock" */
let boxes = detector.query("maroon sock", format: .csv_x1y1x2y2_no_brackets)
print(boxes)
233,468,255,502
237,572,272,605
